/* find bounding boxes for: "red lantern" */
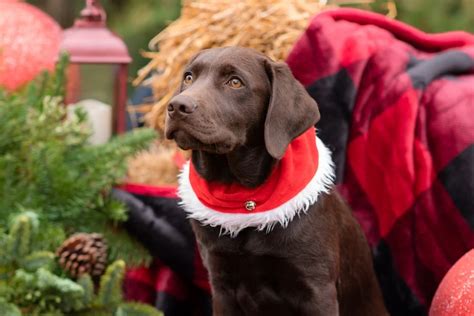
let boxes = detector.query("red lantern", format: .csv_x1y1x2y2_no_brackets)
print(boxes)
0,0,61,91
60,0,131,137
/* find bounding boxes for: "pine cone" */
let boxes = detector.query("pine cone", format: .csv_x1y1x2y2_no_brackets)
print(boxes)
56,233,107,278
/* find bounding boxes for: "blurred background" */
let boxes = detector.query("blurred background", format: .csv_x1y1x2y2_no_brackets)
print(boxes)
27,0,474,91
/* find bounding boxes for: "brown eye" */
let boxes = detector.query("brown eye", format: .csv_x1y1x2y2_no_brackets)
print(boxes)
228,78,243,89
183,74,193,85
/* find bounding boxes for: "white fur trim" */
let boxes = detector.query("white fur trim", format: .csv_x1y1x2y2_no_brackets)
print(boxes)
177,137,335,237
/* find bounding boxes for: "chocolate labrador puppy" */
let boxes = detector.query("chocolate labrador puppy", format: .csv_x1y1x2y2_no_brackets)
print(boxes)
165,47,387,316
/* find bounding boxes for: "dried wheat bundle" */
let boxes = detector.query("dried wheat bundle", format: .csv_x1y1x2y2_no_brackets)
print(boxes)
135,0,336,130
127,140,189,186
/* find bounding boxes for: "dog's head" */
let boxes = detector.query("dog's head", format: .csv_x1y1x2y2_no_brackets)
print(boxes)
165,47,320,159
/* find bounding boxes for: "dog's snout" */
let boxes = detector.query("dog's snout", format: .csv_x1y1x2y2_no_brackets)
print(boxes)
168,95,197,117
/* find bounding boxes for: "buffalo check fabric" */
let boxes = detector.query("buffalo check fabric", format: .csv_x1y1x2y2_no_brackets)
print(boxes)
287,8,474,315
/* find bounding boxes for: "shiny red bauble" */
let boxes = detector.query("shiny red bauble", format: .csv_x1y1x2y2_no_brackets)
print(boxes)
0,0,61,91
430,249,474,316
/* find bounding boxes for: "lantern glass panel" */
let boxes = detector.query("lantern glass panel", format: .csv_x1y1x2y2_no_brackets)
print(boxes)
65,64,120,145
78,64,117,106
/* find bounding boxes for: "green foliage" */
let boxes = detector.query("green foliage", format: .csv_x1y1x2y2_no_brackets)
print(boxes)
98,260,125,310
0,298,22,316
102,227,151,267
345,0,474,33
11,268,85,314
6,211,39,259
0,56,156,265
105,0,181,82
0,214,161,316
1,211,41,274
77,275,94,307
0,212,82,315
395,0,474,33
116,302,164,316
20,251,56,272
74,260,160,316
32,224,66,255
0,53,160,312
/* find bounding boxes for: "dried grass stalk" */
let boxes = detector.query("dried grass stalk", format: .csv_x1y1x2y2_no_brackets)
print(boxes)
135,0,337,130
127,140,189,186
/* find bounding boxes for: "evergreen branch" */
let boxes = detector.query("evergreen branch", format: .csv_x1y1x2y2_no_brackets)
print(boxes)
97,260,125,310
20,251,55,272
0,298,22,316
11,268,85,314
7,212,39,260
102,226,152,267
77,274,94,307
116,302,164,316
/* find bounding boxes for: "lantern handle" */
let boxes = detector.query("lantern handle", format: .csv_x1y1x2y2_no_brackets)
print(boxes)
77,0,106,25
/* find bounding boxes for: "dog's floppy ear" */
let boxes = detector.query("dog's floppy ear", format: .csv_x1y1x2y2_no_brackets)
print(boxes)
263,60,320,159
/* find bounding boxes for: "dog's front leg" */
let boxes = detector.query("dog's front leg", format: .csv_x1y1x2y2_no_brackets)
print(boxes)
320,282,339,315
212,282,339,316
212,288,244,316
301,282,339,316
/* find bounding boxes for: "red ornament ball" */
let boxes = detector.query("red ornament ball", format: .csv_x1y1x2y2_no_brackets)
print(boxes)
430,249,474,316
0,0,61,91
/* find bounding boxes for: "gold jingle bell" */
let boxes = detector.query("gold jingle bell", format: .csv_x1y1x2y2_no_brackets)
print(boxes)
244,200,256,211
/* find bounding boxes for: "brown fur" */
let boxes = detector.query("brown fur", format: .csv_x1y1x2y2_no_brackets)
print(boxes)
165,46,388,315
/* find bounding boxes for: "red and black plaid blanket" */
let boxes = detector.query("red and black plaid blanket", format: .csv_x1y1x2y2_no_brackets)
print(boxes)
118,8,473,316
287,8,474,315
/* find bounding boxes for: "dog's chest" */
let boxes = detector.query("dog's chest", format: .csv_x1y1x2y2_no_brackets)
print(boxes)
191,206,314,258
193,220,287,258
192,220,322,312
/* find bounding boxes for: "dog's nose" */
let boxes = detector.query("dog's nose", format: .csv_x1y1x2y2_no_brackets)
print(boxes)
167,95,197,117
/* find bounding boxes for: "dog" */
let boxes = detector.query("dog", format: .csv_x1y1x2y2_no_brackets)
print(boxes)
165,46,388,316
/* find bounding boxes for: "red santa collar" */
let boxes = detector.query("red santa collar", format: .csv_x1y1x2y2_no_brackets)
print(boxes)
178,127,335,237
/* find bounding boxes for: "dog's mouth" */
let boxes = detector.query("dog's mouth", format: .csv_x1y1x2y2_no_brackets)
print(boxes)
166,121,238,154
